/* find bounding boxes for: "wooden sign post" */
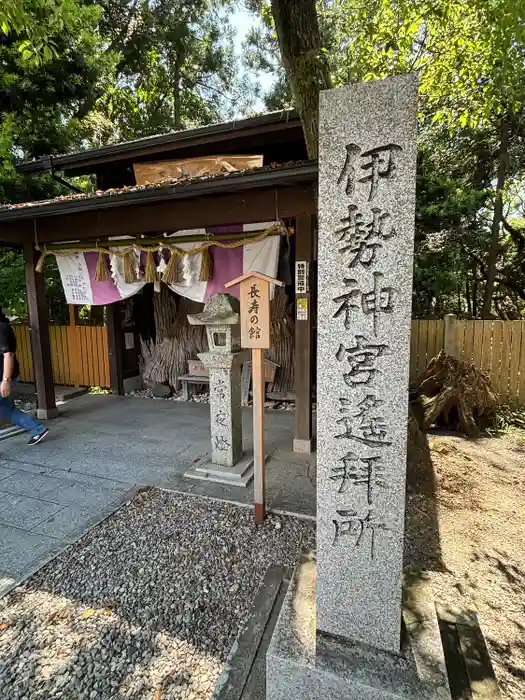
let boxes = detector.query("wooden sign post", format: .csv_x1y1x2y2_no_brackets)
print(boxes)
225,272,283,524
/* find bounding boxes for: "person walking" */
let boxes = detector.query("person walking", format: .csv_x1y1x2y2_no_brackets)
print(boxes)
0,309,49,445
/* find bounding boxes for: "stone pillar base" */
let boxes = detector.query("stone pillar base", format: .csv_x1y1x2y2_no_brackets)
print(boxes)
266,554,451,700
184,453,268,488
37,408,59,420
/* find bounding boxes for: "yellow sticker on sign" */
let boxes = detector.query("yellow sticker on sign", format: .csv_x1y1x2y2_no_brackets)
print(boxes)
296,297,308,321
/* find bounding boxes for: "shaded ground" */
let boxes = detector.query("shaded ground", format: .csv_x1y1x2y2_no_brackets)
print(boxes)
406,429,525,700
0,395,316,598
0,490,314,700
0,395,315,519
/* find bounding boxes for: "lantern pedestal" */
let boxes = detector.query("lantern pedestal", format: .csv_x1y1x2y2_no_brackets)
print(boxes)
185,351,257,488
199,352,244,468
185,294,252,486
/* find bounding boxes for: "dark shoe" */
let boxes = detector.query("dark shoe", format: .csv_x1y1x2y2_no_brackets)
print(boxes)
28,429,49,445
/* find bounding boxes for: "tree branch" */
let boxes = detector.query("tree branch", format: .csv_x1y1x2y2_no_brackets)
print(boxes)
502,217,525,252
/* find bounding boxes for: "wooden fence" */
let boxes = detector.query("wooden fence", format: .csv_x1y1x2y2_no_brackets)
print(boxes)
10,318,525,404
13,324,110,388
410,317,525,404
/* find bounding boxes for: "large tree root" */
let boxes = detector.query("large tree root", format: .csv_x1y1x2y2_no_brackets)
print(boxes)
413,351,498,437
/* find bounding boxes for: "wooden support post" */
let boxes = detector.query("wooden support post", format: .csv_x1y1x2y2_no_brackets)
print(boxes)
444,314,458,358
23,242,58,419
252,347,265,524
106,302,124,395
294,213,314,453
226,271,283,524
68,305,80,387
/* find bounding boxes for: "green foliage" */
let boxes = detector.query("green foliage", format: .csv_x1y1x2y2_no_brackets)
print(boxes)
242,0,293,109
0,248,26,317
0,0,117,203
245,0,525,317
0,248,67,323
486,402,525,435
324,0,525,130
0,0,101,66
95,0,255,139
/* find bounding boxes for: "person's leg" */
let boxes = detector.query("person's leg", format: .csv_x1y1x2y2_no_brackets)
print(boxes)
0,397,11,425
0,396,46,437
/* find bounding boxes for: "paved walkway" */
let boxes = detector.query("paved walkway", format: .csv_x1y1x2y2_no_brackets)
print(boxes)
0,394,316,597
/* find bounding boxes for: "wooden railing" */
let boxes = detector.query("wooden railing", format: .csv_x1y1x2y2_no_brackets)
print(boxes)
11,318,525,403
13,324,110,388
410,317,525,405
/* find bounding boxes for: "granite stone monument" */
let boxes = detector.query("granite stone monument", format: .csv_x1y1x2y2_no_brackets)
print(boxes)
316,73,417,653
266,75,452,700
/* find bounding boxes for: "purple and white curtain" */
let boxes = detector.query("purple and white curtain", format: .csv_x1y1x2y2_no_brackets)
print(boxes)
56,251,144,305
163,223,280,303
56,222,281,305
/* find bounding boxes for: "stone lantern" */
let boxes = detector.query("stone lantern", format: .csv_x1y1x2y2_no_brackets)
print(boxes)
185,294,253,485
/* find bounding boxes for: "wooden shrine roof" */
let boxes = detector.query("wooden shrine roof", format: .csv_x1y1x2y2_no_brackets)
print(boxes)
0,161,318,246
16,110,303,179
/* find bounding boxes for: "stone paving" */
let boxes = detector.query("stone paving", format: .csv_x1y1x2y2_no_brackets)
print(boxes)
0,459,133,598
0,394,316,598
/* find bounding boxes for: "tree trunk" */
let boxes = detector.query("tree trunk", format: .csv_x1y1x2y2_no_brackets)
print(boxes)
481,116,509,318
472,262,478,317
456,284,462,316
173,53,182,131
465,277,472,317
270,0,332,159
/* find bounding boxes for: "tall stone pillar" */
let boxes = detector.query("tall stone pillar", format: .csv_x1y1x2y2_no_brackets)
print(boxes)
266,75,452,700
202,354,243,468
316,73,418,653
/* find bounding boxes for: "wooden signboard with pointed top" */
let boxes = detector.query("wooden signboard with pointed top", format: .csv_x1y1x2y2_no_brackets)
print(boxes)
226,272,284,524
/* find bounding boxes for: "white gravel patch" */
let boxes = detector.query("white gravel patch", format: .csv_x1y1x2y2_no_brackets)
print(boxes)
0,489,314,700
126,389,210,404
124,389,316,412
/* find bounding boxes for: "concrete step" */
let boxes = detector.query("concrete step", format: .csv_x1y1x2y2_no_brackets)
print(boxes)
0,426,25,442
212,564,294,700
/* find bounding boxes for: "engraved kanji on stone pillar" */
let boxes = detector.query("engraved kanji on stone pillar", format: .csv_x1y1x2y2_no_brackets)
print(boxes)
317,74,418,653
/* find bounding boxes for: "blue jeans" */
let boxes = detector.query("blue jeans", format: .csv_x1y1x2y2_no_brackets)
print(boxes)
0,394,46,437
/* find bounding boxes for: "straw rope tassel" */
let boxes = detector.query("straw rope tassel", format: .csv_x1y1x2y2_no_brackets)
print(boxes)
33,224,293,275
144,250,158,283
162,250,181,285
95,249,109,281
123,251,137,283
199,245,213,281
35,250,48,273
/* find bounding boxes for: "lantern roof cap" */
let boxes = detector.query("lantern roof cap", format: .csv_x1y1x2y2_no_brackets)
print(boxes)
187,292,240,326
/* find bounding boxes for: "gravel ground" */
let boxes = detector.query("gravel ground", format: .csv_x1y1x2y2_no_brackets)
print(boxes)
126,388,209,404
12,394,36,414
125,388,301,411
0,489,314,700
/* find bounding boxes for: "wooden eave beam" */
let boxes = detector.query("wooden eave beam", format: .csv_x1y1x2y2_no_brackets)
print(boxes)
0,184,316,247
